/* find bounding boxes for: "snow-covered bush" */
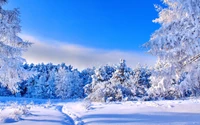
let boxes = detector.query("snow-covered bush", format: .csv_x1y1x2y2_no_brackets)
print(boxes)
0,103,30,123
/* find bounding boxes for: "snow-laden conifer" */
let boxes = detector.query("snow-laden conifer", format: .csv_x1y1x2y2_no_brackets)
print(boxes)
85,60,151,102
0,0,32,93
55,64,84,99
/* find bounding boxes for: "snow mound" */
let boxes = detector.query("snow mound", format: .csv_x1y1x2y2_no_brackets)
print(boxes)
0,103,30,123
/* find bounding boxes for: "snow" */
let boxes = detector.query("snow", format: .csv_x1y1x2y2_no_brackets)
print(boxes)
64,99,200,125
0,97,74,125
0,97,200,125
1,106,72,125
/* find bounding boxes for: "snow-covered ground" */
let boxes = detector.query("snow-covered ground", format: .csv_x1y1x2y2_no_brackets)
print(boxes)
0,97,200,125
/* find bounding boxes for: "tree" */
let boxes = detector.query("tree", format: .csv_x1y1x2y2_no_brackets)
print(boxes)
81,68,95,86
55,64,83,99
0,0,32,93
144,0,200,99
23,63,57,99
84,64,115,98
24,64,48,98
85,60,150,102
129,65,151,99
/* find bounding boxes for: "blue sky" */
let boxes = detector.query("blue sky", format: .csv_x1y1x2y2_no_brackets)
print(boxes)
6,0,161,51
5,0,161,69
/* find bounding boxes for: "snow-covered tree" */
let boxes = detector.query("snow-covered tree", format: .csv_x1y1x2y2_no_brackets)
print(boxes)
129,65,151,99
81,68,95,86
179,64,200,97
55,66,70,99
85,60,150,102
84,64,115,97
55,65,84,99
0,85,12,96
0,0,32,93
71,69,84,98
23,63,57,98
24,64,48,98
104,59,139,102
144,0,200,99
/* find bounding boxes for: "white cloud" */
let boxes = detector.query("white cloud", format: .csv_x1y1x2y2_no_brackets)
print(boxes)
20,34,156,70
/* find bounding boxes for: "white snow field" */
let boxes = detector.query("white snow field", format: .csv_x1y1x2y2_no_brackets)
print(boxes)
0,97,200,125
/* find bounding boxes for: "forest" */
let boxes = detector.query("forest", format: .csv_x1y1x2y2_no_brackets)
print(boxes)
1,0,200,103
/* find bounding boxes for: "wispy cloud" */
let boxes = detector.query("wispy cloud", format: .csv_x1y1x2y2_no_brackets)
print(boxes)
20,34,156,70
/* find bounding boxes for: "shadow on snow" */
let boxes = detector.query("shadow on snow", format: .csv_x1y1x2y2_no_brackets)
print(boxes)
81,112,200,124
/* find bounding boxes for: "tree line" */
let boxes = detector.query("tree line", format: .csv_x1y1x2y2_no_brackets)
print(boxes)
1,0,200,101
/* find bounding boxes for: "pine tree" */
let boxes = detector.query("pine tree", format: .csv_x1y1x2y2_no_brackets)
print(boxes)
85,60,147,102
70,69,84,98
24,63,57,99
84,64,115,98
107,59,134,101
0,0,32,93
81,68,95,86
55,66,68,99
129,65,151,99
55,64,83,99
144,0,200,99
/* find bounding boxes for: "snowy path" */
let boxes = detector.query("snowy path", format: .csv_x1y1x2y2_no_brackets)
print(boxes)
18,106,73,125
0,105,74,125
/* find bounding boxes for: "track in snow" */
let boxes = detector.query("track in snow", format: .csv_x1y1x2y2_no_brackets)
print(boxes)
0,106,74,125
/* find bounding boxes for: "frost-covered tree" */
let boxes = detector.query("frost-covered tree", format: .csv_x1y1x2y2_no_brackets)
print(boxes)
144,0,200,99
55,65,84,99
85,60,132,102
132,65,151,88
105,60,134,101
81,68,95,86
85,60,150,102
179,64,200,97
84,64,115,97
24,64,49,98
129,65,151,99
0,0,32,93
71,69,84,98
0,85,12,96
16,63,85,99
23,63,57,98
55,66,70,99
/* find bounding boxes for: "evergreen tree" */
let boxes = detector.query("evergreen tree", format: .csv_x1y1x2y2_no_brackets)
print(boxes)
84,64,115,97
55,65,83,99
129,65,151,99
24,63,57,98
107,59,134,101
81,68,95,86
0,0,32,93
85,60,150,102
55,66,70,99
